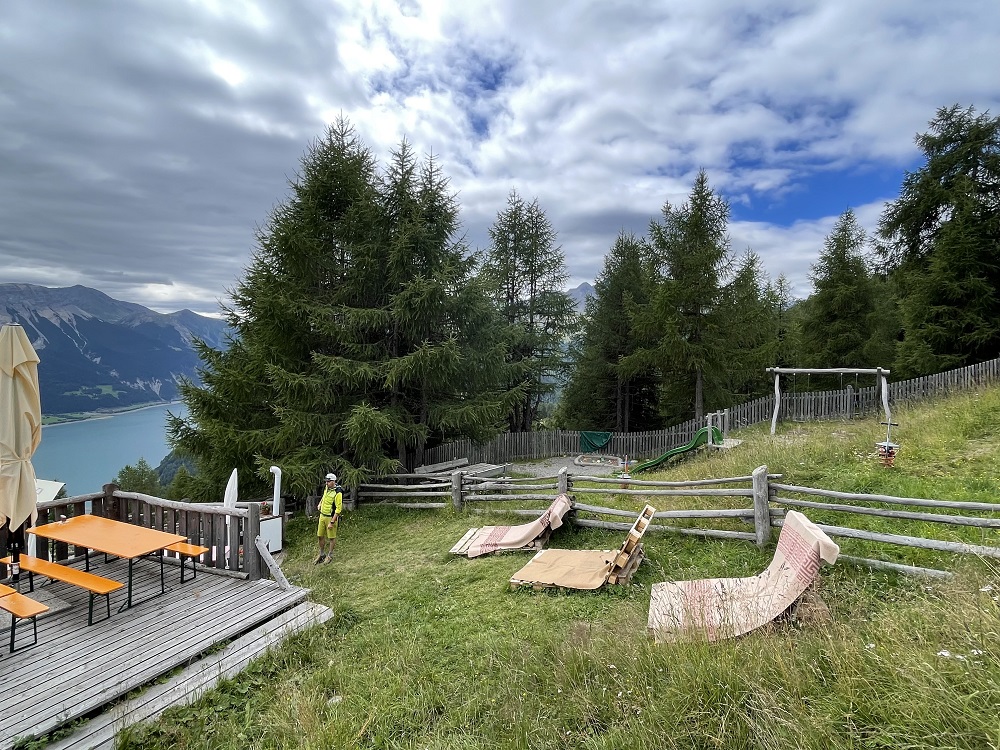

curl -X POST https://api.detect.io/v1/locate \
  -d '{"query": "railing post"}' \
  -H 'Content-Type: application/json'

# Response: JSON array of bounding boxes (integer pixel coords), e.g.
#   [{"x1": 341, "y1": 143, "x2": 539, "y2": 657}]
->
[
  {"x1": 451, "y1": 471, "x2": 464, "y2": 511},
  {"x1": 246, "y1": 503, "x2": 261, "y2": 580},
  {"x1": 558, "y1": 466, "x2": 568, "y2": 495},
  {"x1": 752, "y1": 465, "x2": 771, "y2": 549},
  {"x1": 345, "y1": 486, "x2": 358, "y2": 512},
  {"x1": 102, "y1": 483, "x2": 121, "y2": 521}
]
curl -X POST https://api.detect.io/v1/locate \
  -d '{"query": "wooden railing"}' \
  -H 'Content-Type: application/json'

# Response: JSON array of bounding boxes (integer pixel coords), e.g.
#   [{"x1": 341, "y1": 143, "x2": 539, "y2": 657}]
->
[
  {"x1": 359, "y1": 465, "x2": 1000, "y2": 577},
  {"x1": 25, "y1": 483, "x2": 266, "y2": 580},
  {"x1": 422, "y1": 356, "x2": 1000, "y2": 465}
]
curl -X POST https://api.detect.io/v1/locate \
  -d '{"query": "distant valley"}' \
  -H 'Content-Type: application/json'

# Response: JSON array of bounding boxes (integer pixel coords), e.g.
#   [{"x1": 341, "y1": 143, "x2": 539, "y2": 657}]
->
[{"x1": 0, "y1": 284, "x2": 230, "y2": 417}]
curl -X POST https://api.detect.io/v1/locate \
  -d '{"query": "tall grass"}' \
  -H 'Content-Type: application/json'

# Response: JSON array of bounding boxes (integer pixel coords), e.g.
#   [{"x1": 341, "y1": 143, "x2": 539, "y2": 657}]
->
[{"x1": 117, "y1": 387, "x2": 1000, "y2": 750}]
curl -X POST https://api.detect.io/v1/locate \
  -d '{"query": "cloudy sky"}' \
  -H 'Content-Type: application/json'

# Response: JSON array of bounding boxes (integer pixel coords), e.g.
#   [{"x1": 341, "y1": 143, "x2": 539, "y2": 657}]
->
[{"x1": 2, "y1": 0, "x2": 998, "y2": 316}]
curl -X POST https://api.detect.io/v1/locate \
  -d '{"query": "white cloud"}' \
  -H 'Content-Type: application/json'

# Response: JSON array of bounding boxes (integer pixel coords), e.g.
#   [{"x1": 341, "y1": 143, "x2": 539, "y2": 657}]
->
[{"x1": 0, "y1": 0, "x2": 997, "y2": 314}]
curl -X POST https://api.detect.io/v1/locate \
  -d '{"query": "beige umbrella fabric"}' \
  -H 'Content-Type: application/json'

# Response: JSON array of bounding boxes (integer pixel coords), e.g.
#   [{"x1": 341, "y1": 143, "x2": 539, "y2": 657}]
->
[{"x1": 0, "y1": 324, "x2": 42, "y2": 532}]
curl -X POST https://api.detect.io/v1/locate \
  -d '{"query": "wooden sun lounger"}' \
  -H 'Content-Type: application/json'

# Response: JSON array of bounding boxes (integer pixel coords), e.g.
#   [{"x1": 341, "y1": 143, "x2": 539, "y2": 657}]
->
[
  {"x1": 449, "y1": 526, "x2": 553, "y2": 556},
  {"x1": 2, "y1": 555, "x2": 123, "y2": 625},
  {"x1": 509, "y1": 504, "x2": 655, "y2": 590}
]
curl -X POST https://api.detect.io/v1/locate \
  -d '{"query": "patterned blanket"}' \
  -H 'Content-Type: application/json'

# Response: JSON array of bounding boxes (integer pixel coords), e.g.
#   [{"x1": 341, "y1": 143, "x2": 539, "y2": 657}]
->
[
  {"x1": 464, "y1": 493, "x2": 573, "y2": 558},
  {"x1": 647, "y1": 510, "x2": 839, "y2": 642}
]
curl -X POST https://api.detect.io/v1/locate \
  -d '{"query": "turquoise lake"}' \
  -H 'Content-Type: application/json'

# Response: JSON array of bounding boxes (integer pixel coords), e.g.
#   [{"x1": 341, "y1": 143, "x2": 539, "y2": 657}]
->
[{"x1": 32, "y1": 402, "x2": 187, "y2": 498}]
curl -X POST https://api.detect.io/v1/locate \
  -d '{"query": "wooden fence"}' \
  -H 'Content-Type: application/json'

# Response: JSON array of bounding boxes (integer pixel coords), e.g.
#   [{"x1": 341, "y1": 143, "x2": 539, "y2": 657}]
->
[
  {"x1": 359, "y1": 465, "x2": 1000, "y2": 577},
  {"x1": 423, "y1": 356, "x2": 1000, "y2": 466},
  {"x1": 10, "y1": 483, "x2": 268, "y2": 581}
]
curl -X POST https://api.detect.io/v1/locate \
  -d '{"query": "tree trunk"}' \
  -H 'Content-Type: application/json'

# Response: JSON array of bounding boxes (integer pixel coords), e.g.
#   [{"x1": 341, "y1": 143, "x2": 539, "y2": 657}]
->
[
  {"x1": 694, "y1": 365, "x2": 704, "y2": 421},
  {"x1": 615, "y1": 375, "x2": 624, "y2": 433}
]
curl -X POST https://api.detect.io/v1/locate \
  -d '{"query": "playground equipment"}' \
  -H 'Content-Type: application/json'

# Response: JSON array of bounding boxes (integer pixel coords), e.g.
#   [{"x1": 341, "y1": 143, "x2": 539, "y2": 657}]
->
[
  {"x1": 629, "y1": 425, "x2": 724, "y2": 474},
  {"x1": 766, "y1": 366, "x2": 898, "y2": 467},
  {"x1": 876, "y1": 420, "x2": 900, "y2": 467}
]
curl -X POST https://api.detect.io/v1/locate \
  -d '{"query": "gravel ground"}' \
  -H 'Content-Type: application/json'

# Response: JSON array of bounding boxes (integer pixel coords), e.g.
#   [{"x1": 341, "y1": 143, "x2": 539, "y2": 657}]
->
[{"x1": 505, "y1": 455, "x2": 622, "y2": 477}]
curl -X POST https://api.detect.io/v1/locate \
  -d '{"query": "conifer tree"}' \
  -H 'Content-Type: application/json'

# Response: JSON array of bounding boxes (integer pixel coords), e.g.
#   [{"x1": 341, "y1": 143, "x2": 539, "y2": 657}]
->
[
  {"x1": 480, "y1": 190, "x2": 577, "y2": 432},
  {"x1": 878, "y1": 105, "x2": 1000, "y2": 376},
  {"x1": 624, "y1": 170, "x2": 734, "y2": 423},
  {"x1": 801, "y1": 209, "x2": 878, "y2": 374},
  {"x1": 720, "y1": 250, "x2": 779, "y2": 402},
  {"x1": 169, "y1": 119, "x2": 512, "y2": 499},
  {"x1": 560, "y1": 232, "x2": 659, "y2": 431}
]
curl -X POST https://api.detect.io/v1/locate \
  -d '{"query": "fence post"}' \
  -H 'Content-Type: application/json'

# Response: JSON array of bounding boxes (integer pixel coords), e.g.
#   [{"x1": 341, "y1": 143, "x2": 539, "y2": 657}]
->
[
  {"x1": 451, "y1": 471, "x2": 464, "y2": 511},
  {"x1": 752, "y1": 465, "x2": 771, "y2": 549},
  {"x1": 723, "y1": 408, "x2": 730, "y2": 437},
  {"x1": 102, "y1": 482, "x2": 118, "y2": 520},
  {"x1": 345, "y1": 486, "x2": 358, "y2": 512},
  {"x1": 246, "y1": 503, "x2": 261, "y2": 581},
  {"x1": 558, "y1": 466, "x2": 568, "y2": 495}
]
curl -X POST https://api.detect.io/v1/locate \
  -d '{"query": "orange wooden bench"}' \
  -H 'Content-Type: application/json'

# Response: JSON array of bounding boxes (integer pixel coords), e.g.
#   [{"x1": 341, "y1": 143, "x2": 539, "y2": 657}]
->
[
  {"x1": 1, "y1": 556, "x2": 123, "y2": 625},
  {"x1": 163, "y1": 542, "x2": 210, "y2": 582},
  {"x1": 0, "y1": 583, "x2": 49, "y2": 652}
]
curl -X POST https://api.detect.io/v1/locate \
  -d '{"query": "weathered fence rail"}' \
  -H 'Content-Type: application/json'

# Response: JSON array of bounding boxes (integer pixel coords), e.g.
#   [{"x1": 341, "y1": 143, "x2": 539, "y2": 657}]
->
[
  {"x1": 359, "y1": 464, "x2": 1000, "y2": 576},
  {"x1": 423, "y1": 356, "x2": 1000, "y2": 467}
]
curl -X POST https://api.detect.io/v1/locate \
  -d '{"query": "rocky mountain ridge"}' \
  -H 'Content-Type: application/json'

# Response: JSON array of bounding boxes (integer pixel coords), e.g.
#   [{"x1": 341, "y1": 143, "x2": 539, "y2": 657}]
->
[{"x1": 0, "y1": 283, "x2": 230, "y2": 416}]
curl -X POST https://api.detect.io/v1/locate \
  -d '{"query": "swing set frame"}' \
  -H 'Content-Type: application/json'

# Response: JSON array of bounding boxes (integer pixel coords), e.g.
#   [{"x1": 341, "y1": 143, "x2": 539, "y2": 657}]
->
[{"x1": 765, "y1": 367, "x2": 891, "y2": 436}]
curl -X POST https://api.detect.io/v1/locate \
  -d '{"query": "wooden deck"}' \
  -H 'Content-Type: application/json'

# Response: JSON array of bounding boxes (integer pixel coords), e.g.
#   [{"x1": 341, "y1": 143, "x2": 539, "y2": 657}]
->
[{"x1": 0, "y1": 556, "x2": 321, "y2": 750}]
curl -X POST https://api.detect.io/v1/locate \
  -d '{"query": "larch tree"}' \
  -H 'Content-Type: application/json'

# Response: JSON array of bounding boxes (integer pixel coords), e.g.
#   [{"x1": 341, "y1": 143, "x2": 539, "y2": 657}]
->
[
  {"x1": 480, "y1": 190, "x2": 577, "y2": 432},
  {"x1": 169, "y1": 119, "x2": 513, "y2": 500},
  {"x1": 877, "y1": 104, "x2": 1000, "y2": 376}
]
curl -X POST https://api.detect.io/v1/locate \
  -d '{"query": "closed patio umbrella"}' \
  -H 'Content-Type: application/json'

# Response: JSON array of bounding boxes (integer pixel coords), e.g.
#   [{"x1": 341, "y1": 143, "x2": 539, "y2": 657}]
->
[{"x1": 0, "y1": 324, "x2": 42, "y2": 583}]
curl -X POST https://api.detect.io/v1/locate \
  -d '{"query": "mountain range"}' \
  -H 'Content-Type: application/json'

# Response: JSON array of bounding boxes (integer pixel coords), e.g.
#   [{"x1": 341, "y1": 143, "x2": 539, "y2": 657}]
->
[
  {"x1": 0, "y1": 284, "x2": 230, "y2": 417},
  {"x1": 567, "y1": 282, "x2": 594, "y2": 313}
]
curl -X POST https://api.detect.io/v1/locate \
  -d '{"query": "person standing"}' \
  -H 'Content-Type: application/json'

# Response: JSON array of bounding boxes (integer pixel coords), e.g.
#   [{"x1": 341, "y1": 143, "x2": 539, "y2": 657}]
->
[{"x1": 315, "y1": 473, "x2": 343, "y2": 564}]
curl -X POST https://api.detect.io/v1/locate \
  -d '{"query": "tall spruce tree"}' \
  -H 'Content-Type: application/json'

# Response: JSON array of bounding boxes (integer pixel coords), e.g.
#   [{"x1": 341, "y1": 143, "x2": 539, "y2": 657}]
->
[
  {"x1": 877, "y1": 104, "x2": 1000, "y2": 376},
  {"x1": 720, "y1": 250, "x2": 778, "y2": 402},
  {"x1": 560, "y1": 232, "x2": 659, "y2": 431},
  {"x1": 169, "y1": 119, "x2": 512, "y2": 500},
  {"x1": 801, "y1": 209, "x2": 879, "y2": 373},
  {"x1": 480, "y1": 190, "x2": 577, "y2": 432},
  {"x1": 624, "y1": 170, "x2": 734, "y2": 423}
]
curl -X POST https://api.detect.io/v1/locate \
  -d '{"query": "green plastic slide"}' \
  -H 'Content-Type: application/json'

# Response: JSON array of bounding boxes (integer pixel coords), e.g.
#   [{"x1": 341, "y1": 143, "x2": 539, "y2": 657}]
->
[{"x1": 629, "y1": 426, "x2": 724, "y2": 474}]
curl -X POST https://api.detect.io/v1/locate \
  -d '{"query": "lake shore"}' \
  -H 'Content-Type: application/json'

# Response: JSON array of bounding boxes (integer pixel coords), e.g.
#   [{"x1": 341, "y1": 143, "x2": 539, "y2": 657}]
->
[{"x1": 42, "y1": 400, "x2": 184, "y2": 427}]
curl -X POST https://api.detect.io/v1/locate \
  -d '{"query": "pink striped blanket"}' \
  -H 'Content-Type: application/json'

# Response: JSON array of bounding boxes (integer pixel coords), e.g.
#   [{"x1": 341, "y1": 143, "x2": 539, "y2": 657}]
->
[
  {"x1": 464, "y1": 494, "x2": 573, "y2": 558},
  {"x1": 647, "y1": 510, "x2": 839, "y2": 642}
]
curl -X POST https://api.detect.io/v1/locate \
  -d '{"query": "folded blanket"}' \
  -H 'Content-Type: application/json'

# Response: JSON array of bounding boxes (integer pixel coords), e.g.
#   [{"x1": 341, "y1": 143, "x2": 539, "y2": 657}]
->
[
  {"x1": 464, "y1": 493, "x2": 573, "y2": 558},
  {"x1": 648, "y1": 510, "x2": 839, "y2": 642}
]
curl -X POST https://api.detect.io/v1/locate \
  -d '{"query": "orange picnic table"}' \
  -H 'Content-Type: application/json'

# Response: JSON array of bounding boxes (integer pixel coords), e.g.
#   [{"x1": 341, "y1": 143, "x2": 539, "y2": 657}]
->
[{"x1": 28, "y1": 515, "x2": 187, "y2": 610}]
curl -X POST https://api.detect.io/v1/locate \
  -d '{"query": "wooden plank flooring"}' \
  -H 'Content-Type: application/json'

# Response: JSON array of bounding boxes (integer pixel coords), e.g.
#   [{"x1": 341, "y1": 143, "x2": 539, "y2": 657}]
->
[
  {"x1": 0, "y1": 557, "x2": 311, "y2": 750},
  {"x1": 47, "y1": 601, "x2": 333, "y2": 750}
]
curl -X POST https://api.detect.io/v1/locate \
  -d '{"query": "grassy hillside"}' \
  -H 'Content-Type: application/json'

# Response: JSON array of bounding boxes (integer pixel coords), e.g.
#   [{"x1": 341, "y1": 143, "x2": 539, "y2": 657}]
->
[{"x1": 119, "y1": 387, "x2": 1000, "y2": 749}]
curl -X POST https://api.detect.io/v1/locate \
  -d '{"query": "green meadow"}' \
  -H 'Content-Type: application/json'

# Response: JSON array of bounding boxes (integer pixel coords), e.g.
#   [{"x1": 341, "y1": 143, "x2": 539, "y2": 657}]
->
[{"x1": 118, "y1": 386, "x2": 1000, "y2": 750}]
